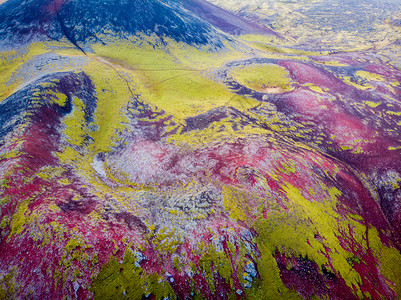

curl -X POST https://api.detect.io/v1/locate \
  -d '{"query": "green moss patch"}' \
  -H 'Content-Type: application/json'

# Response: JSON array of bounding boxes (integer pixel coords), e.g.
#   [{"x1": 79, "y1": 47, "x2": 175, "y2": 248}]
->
[
  {"x1": 91, "y1": 248, "x2": 175, "y2": 299},
  {"x1": 229, "y1": 64, "x2": 293, "y2": 93}
]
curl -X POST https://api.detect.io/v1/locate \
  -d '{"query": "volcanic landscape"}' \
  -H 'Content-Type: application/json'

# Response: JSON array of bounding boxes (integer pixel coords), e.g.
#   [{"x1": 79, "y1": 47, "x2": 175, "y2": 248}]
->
[{"x1": 1, "y1": 0, "x2": 401, "y2": 298}]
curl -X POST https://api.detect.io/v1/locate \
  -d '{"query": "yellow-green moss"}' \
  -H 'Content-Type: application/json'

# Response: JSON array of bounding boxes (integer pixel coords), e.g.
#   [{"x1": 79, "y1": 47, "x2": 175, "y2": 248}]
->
[
  {"x1": 364, "y1": 101, "x2": 381, "y2": 108},
  {"x1": 368, "y1": 227, "x2": 401, "y2": 296},
  {"x1": 0, "y1": 269, "x2": 17, "y2": 299},
  {"x1": 0, "y1": 216, "x2": 10, "y2": 229},
  {"x1": 61, "y1": 96, "x2": 88, "y2": 147},
  {"x1": 10, "y1": 200, "x2": 30, "y2": 236},
  {"x1": 281, "y1": 184, "x2": 363, "y2": 289},
  {"x1": 356, "y1": 70, "x2": 385, "y2": 82},
  {"x1": 0, "y1": 178, "x2": 11, "y2": 189},
  {"x1": 222, "y1": 185, "x2": 248, "y2": 222},
  {"x1": 245, "y1": 237, "x2": 303, "y2": 300},
  {"x1": 152, "y1": 227, "x2": 182, "y2": 255},
  {"x1": 36, "y1": 166, "x2": 66, "y2": 180},
  {"x1": 386, "y1": 111, "x2": 401, "y2": 116},
  {"x1": 242, "y1": 38, "x2": 328, "y2": 57},
  {"x1": 221, "y1": 175, "x2": 386, "y2": 298},
  {"x1": 84, "y1": 60, "x2": 132, "y2": 153},
  {"x1": 90, "y1": 41, "x2": 258, "y2": 119},
  {"x1": 342, "y1": 76, "x2": 373, "y2": 90},
  {"x1": 49, "y1": 91, "x2": 69, "y2": 107},
  {"x1": 195, "y1": 241, "x2": 235, "y2": 294},
  {"x1": 309, "y1": 85, "x2": 326, "y2": 93},
  {"x1": 0, "y1": 43, "x2": 49, "y2": 101},
  {"x1": 91, "y1": 248, "x2": 175, "y2": 299},
  {"x1": 229, "y1": 64, "x2": 293, "y2": 93}
]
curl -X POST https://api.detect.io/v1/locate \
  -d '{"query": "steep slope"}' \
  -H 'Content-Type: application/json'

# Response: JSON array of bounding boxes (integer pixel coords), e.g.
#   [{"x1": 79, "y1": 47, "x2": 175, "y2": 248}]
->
[
  {"x1": 0, "y1": 0, "x2": 280, "y2": 50},
  {"x1": 208, "y1": 0, "x2": 401, "y2": 52},
  {"x1": 181, "y1": 0, "x2": 280, "y2": 37},
  {"x1": 0, "y1": 0, "x2": 211, "y2": 49},
  {"x1": 1, "y1": 0, "x2": 401, "y2": 299}
]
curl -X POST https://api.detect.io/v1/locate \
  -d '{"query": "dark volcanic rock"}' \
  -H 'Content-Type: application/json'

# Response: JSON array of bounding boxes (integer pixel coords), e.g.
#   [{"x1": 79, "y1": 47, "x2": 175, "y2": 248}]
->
[{"x1": 0, "y1": 0, "x2": 223, "y2": 47}]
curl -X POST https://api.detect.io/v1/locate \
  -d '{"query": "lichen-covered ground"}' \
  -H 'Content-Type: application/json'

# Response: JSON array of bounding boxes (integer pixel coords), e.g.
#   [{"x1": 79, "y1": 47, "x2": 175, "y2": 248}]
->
[{"x1": 1, "y1": 0, "x2": 401, "y2": 299}]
